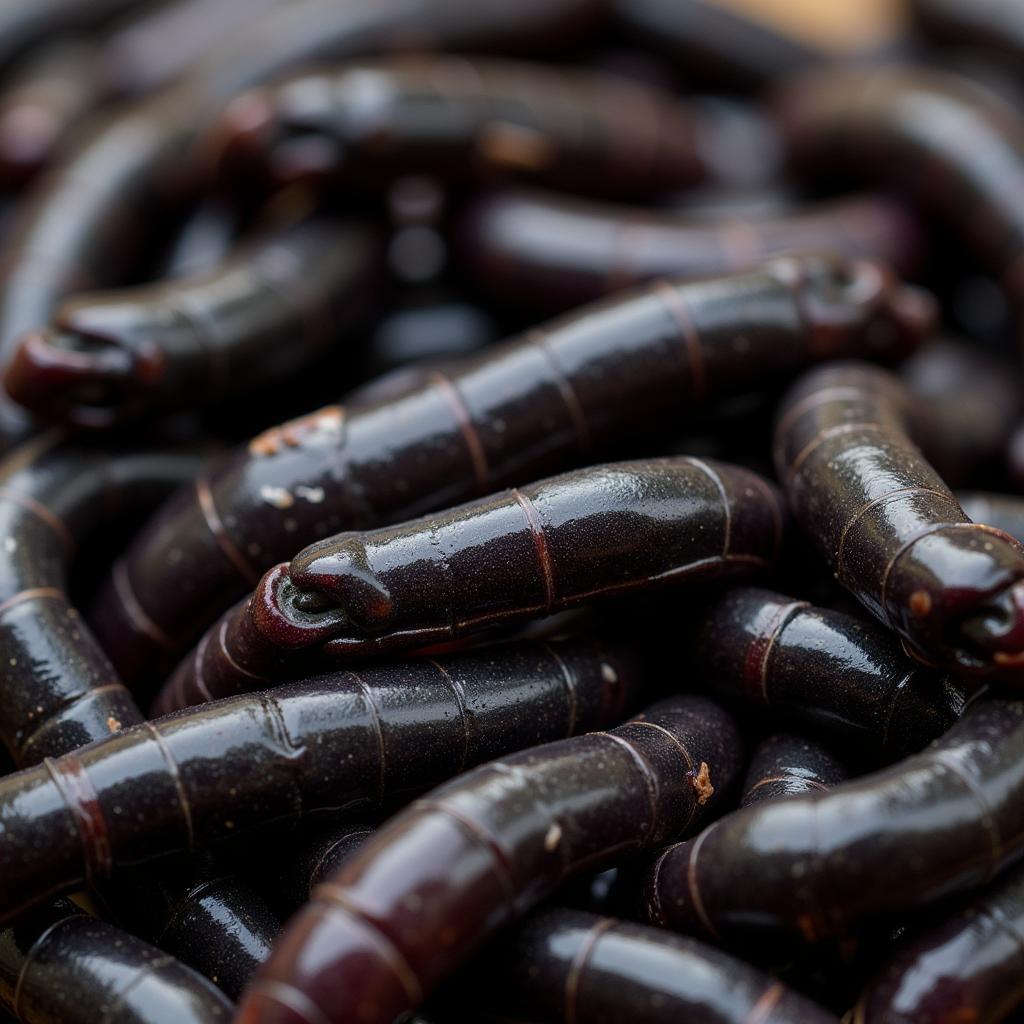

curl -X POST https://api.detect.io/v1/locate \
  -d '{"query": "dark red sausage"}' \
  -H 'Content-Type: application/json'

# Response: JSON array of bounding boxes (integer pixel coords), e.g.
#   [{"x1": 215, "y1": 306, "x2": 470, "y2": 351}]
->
[
  {"x1": 92, "y1": 254, "x2": 933, "y2": 688},
  {"x1": 740, "y1": 733, "x2": 848, "y2": 807},
  {"x1": 774, "y1": 362, "x2": 1024, "y2": 680},
  {"x1": 236, "y1": 695, "x2": 743, "y2": 1024},
  {"x1": 158, "y1": 457, "x2": 784, "y2": 708}
]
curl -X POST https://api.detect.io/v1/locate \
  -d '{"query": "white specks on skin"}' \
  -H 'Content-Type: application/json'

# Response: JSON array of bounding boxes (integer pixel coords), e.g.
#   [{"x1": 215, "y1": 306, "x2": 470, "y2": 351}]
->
[
  {"x1": 259, "y1": 485, "x2": 295, "y2": 509},
  {"x1": 600, "y1": 662, "x2": 618, "y2": 684}
]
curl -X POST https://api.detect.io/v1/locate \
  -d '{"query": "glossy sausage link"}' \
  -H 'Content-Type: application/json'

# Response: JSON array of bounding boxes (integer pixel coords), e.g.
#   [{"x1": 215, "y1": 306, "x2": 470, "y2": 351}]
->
[
  {"x1": 160, "y1": 457, "x2": 784, "y2": 708},
  {"x1": 6, "y1": 217, "x2": 384, "y2": 428},
  {"x1": 0, "y1": 897, "x2": 234, "y2": 1023},
  {"x1": 0, "y1": 636, "x2": 637, "y2": 923},
  {"x1": 237, "y1": 695, "x2": 742, "y2": 1024},
  {"x1": 690, "y1": 587, "x2": 975, "y2": 759},
  {"x1": 643, "y1": 697, "x2": 1024, "y2": 944},
  {"x1": 774, "y1": 361, "x2": 1024, "y2": 680},
  {"x1": 457, "y1": 188, "x2": 923, "y2": 314},
  {"x1": 94, "y1": 253, "x2": 932, "y2": 690}
]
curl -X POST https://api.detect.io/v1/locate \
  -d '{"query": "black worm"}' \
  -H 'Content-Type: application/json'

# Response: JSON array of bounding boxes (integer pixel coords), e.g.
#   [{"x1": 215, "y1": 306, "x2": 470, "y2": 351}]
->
[
  {"x1": 774, "y1": 361, "x2": 1024, "y2": 680},
  {"x1": 0, "y1": 897, "x2": 233, "y2": 1023},
  {"x1": 690, "y1": 587, "x2": 975, "y2": 760},
  {"x1": 643, "y1": 696, "x2": 1024, "y2": 944},
  {"x1": 236, "y1": 695, "x2": 742, "y2": 1024},
  {"x1": 774, "y1": 65, "x2": 1024, "y2": 344},
  {"x1": 0, "y1": 436, "x2": 281, "y2": 997},
  {"x1": 92, "y1": 254, "x2": 932, "y2": 687},
  {"x1": 456, "y1": 188, "x2": 923, "y2": 314},
  {"x1": 854, "y1": 860, "x2": 1024, "y2": 1024},
  {"x1": 740, "y1": 733, "x2": 848, "y2": 807},
  {"x1": 159, "y1": 457, "x2": 785, "y2": 708},
  {"x1": 0, "y1": 636, "x2": 637, "y2": 923},
  {"x1": 103, "y1": 855, "x2": 280, "y2": 1002},
  {"x1": 459, "y1": 908, "x2": 838, "y2": 1024},
  {"x1": 6, "y1": 217, "x2": 384, "y2": 428},
  {"x1": 0, "y1": 436, "x2": 200, "y2": 764},
  {"x1": 212, "y1": 56, "x2": 714, "y2": 200},
  {"x1": 0, "y1": 0, "x2": 604, "y2": 451}
]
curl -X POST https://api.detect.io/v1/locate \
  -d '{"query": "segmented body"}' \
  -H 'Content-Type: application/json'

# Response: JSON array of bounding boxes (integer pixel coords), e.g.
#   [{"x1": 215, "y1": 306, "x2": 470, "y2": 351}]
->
[
  {"x1": 644, "y1": 697, "x2": 1024, "y2": 944},
  {"x1": 236, "y1": 696, "x2": 742, "y2": 1024},
  {"x1": 774, "y1": 361, "x2": 1024, "y2": 678},
  {"x1": 854, "y1": 861, "x2": 1024, "y2": 1024},
  {"x1": 0, "y1": 898, "x2": 234, "y2": 1023},
  {"x1": 213, "y1": 57, "x2": 712, "y2": 200},
  {"x1": 161, "y1": 457, "x2": 784, "y2": 706},
  {"x1": 740, "y1": 734, "x2": 848, "y2": 806},
  {"x1": 691, "y1": 587, "x2": 974, "y2": 759},
  {"x1": 464, "y1": 908, "x2": 839, "y2": 1024},
  {"x1": 457, "y1": 189, "x2": 922, "y2": 313},
  {"x1": 0, "y1": 636, "x2": 637, "y2": 922},
  {"x1": 6, "y1": 218, "x2": 384, "y2": 428},
  {"x1": 0, "y1": 0, "x2": 604, "y2": 450},
  {"x1": 92, "y1": 254, "x2": 931, "y2": 686}
]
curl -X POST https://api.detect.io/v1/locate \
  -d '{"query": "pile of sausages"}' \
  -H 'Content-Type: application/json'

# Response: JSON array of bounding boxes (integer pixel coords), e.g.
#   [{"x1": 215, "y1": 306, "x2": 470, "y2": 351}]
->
[{"x1": 2, "y1": 1, "x2": 1024, "y2": 1022}]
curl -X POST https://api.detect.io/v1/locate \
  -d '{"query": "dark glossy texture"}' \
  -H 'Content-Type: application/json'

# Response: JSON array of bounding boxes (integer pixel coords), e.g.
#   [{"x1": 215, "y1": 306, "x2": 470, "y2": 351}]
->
[
  {"x1": 107, "y1": 855, "x2": 280, "y2": 1001},
  {"x1": 775, "y1": 65, "x2": 1024, "y2": 344},
  {"x1": 0, "y1": 436, "x2": 200, "y2": 766},
  {"x1": 691, "y1": 587, "x2": 974, "y2": 759},
  {"x1": 270, "y1": 824, "x2": 375, "y2": 916},
  {"x1": 237, "y1": 695, "x2": 742, "y2": 1024},
  {"x1": 94, "y1": 253, "x2": 932, "y2": 686},
  {"x1": 901, "y1": 338, "x2": 1022, "y2": 487},
  {"x1": 457, "y1": 188, "x2": 923, "y2": 313},
  {"x1": 6, "y1": 218, "x2": 384, "y2": 428},
  {"x1": 0, "y1": 897, "x2": 233, "y2": 1023},
  {"x1": 0, "y1": 636, "x2": 637, "y2": 922},
  {"x1": 854, "y1": 861, "x2": 1024, "y2": 1024},
  {"x1": 644, "y1": 697, "x2": 1024, "y2": 944},
  {"x1": 774, "y1": 361, "x2": 1024, "y2": 680},
  {"x1": 163, "y1": 457, "x2": 784, "y2": 704},
  {"x1": 740, "y1": 733, "x2": 848, "y2": 807},
  {"x1": 463, "y1": 908, "x2": 838, "y2": 1024},
  {"x1": 0, "y1": 40, "x2": 105, "y2": 187},
  {"x1": 214, "y1": 56, "x2": 710, "y2": 200},
  {"x1": 0, "y1": 0, "x2": 604, "y2": 451},
  {"x1": 609, "y1": 0, "x2": 823, "y2": 87},
  {"x1": 960, "y1": 492, "x2": 1024, "y2": 546}
]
